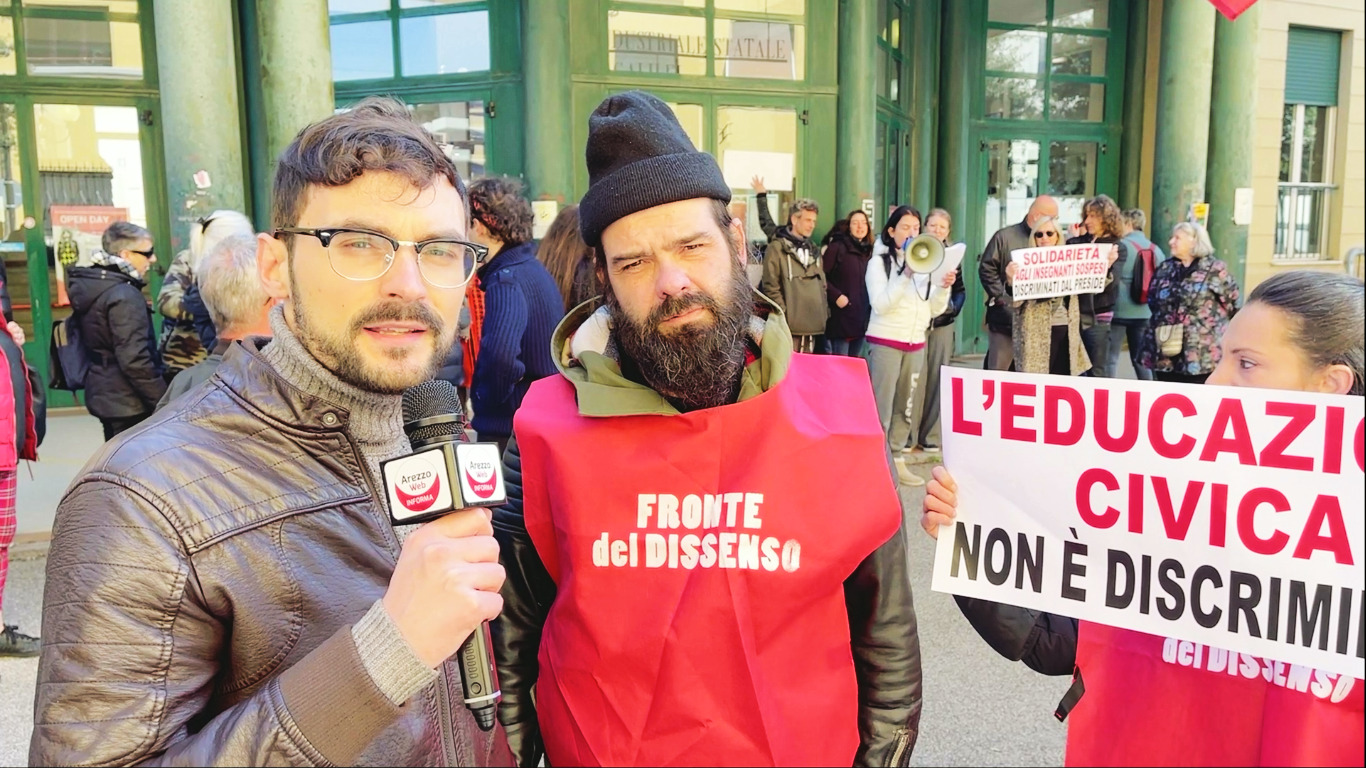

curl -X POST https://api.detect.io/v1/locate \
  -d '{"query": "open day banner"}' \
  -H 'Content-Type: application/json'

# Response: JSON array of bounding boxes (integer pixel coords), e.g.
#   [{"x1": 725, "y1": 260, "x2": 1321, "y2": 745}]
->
[{"x1": 931, "y1": 369, "x2": 1364, "y2": 681}]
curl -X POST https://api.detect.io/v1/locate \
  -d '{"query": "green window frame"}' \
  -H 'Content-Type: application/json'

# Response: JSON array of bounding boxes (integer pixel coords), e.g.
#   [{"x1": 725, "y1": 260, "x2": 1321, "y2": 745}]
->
[
  {"x1": 327, "y1": 0, "x2": 512, "y2": 87},
  {"x1": 876, "y1": 0, "x2": 911, "y2": 110},
  {"x1": 0, "y1": 0, "x2": 168, "y2": 406},
  {"x1": 602, "y1": 0, "x2": 809, "y2": 83},
  {"x1": 983, "y1": 0, "x2": 1117, "y2": 125},
  {"x1": 0, "y1": 0, "x2": 158, "y2": 88}
]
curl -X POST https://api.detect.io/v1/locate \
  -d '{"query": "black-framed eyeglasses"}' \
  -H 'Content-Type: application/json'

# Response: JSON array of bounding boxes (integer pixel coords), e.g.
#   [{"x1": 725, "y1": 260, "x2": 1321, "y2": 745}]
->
[
  {"x1": 274, "y1": 227, "x2": 487, "y2": 289},
  {"x1": 129, "y1": 248, "x2": 155, "y2": 257}
]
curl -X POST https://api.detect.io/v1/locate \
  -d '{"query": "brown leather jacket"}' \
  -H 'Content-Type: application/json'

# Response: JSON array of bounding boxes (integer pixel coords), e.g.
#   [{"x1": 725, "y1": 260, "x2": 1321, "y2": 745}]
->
[{"x1": 30, "y1": 340, "x2": 513, "y2": 767}]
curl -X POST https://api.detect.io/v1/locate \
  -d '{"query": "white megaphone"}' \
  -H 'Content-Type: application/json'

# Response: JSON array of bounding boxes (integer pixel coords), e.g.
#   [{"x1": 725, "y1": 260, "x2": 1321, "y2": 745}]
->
[{"x1": 903, "y1": 234, "x2": 945, "y2": 274}]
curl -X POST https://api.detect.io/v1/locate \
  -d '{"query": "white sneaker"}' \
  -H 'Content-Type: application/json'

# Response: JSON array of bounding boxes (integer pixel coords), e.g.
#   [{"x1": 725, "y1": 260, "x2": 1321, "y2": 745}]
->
[{"x1": 893, "y1": 457, "x2": 926, "y2": 487}]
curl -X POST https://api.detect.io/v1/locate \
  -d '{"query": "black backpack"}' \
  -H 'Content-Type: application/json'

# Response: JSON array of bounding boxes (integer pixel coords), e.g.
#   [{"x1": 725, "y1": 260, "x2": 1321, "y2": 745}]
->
[{"x1": 49, "y1": 312, "x2": 90, "y2": 391}]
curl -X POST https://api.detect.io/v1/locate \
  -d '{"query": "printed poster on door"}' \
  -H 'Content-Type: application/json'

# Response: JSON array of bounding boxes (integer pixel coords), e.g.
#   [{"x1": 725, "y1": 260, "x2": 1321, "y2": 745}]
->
[{"x1": 50, "y1": 205, "x2": 128, "y2": 307}]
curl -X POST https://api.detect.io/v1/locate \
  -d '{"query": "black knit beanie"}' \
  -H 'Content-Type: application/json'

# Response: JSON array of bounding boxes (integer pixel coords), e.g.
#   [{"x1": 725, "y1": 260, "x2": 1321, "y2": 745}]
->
[{"x1": 579, "y1": 90, "x2": 732, "y2": 248}]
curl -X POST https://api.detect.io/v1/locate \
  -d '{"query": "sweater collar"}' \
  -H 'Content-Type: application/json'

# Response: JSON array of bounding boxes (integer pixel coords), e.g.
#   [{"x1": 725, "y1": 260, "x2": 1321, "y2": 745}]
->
[
  {"x1": 479, "y1": 240, "x2": 537, "y2": 275},
  {"x1": 259, "y1": 304, "x2": 406, "y2": 452}
]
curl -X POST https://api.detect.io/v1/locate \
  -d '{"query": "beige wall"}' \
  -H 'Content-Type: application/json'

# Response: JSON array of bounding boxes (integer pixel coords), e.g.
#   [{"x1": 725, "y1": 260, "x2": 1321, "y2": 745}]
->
[{"x1": 1247, "y1": 0, "x2": 1365, "y2": 288}]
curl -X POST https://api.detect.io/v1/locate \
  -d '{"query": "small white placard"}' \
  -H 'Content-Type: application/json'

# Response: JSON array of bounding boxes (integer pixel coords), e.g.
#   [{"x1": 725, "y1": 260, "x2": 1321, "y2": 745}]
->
[
  {"x1": 1233, "y1": 188, "x2": 1254, "y2": 227},
  {"x1": 532, "y1": 200, "x2": 559, "y2": 240},
  {"x1": 383, "y1": 447, "x2": 455, "y2": 523},
  {"x1": 455, "y1": 443, "x2": 508, "y2": 506}
]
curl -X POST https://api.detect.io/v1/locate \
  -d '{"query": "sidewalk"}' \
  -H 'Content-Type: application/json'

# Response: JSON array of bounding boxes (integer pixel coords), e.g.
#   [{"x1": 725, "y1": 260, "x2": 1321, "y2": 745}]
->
[{"x1": 13, "y1": 408, "x2": 104, "y2": 553}]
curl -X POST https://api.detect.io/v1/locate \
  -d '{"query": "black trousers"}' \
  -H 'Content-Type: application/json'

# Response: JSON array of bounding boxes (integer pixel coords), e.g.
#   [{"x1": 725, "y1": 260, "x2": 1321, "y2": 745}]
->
[{"x1": 101, "y1": 412, "x2": 151, "y2": 441}]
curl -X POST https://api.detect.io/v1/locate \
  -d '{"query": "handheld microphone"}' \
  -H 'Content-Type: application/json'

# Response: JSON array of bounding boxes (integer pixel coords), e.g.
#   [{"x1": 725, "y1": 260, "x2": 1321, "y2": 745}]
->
[{"x1": 381, "y1": 379, "x2": 505, "y2": 731}]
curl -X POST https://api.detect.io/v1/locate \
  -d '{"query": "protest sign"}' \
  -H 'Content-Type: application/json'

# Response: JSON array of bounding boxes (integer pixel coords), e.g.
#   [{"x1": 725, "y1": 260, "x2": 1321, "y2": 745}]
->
[
  {"x1": 932, "y1": 368, "x2": 1365, "y2": 679},
  {"x1": 1009, "y1": 243, "x2": 1114, "y2": 300}
]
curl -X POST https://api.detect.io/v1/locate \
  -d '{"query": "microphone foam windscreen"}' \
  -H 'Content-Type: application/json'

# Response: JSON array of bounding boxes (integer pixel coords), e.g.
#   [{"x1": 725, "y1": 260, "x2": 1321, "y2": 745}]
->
[
  {"x1": 402, "y1": 380, "x2": 467, "y2": 444},
  {"x1": 403, "y1": 379, "x2": 462, "y2": 423}
]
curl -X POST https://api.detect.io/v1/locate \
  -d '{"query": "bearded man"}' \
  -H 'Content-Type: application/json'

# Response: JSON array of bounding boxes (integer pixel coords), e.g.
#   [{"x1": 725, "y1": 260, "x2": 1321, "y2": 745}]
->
[{"x1": 491, "y1": 90, "x2": 922, "y2": 767}]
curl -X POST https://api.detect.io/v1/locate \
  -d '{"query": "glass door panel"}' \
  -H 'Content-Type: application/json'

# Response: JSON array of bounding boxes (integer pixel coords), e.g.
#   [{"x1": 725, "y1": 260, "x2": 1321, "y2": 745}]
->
[
  {"x1": 1047, "y1": 140, "x2": 1098, "y2": 229},
  {"x1": 33, "y1": 103, "x2": 148, "y2": 322},
  {"x1": 983, "y1": 138, "x2": 1040, "y2": 238},
  {"x1": 664, "y1": 101, "x2": 705, "y2": 155},
  {"x1": 716, "y1": 104, "x2": 797, "y2": 256},
  {"x1": 1, "y1": 102, "x2": 29, "y2": 337},
  {"x1": 410, "y1": 100, "x2": 486, "y2": 181}
]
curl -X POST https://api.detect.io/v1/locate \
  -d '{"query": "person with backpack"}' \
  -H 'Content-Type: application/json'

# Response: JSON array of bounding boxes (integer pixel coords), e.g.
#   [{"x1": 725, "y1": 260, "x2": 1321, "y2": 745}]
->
[
  {"x1": 65, "y1": 221, "x2": 167, "y2": 440},
  {"x1": 1107, "y1": 208, "x2": 1166, "y2": 379}
]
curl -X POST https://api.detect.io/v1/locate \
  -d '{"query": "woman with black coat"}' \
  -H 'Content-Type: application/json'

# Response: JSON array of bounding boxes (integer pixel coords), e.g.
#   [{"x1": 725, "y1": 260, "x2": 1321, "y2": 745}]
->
[
  {"x1": 1066, "y1": 195, "x2": 1125, "y2": 377},
  {"x1": 820, "y1": 210, "x2": 874, "y2": 357}
]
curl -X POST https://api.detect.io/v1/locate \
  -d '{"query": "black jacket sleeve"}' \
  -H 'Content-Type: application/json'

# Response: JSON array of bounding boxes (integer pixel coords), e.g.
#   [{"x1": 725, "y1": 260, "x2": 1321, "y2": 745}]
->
[
  {"x1": 978, "y1": 231, "x2": 1012, "y2": 307},
  {"x1": 0, "y1": 257, "x2": 12, "y2": 323},
  {"x1": 491, "y1": 433, "x2": 555, "y2": 768},
  {"x1": 108, "y1": 286, "x2": 168, "y2": 409},
  {"x1": 845, "y1": 524, "x2": 923, "y2": 767},
  {"x1": 952, "y1": 596, "x2": 1078, "y2": 676},
  {"x1": 933, "y1": 267, "x2": 967, "y2": 327},
  {"x1": 755, "y1": 192, "x2": 779, "y2": 241}
]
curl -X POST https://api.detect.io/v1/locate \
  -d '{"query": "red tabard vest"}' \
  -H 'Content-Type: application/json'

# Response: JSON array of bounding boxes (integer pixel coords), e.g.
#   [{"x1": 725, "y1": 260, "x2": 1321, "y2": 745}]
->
[
  {"x1": 514, "y1": 353, "x2": 902, "y2": 766},
  {"x1": 1069, "y1": 622, "x2": 1364, "y2": 766}
]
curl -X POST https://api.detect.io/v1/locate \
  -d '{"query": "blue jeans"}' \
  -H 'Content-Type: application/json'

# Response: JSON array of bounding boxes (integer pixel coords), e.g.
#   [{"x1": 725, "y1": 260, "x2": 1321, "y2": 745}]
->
[
  {"x1": 826, "y1": 336, "x2": 866, "y2": 358},
  {"x1": 1080, "y1": 317, "x2": 1110, "y2": 378},
  {"x1": 1107, "y1": 317, "x2": 1152, "y2": 380}
]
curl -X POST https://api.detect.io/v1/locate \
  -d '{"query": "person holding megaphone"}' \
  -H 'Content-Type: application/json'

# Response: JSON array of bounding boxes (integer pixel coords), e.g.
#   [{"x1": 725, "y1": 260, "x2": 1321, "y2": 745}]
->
[{"x1": 865, "y1": 205, "x2": 956, "y2": 487}]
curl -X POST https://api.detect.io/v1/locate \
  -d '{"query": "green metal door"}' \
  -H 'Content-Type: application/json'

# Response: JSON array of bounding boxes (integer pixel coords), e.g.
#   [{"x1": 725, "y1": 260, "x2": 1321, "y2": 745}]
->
[{"x1": 956, "y1": 0, "x2": 1128, "y2": 355}]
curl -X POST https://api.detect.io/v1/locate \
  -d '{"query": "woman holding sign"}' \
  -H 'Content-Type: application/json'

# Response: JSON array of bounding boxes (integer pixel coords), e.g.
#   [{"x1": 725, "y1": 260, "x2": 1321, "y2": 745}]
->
[
  {"x1": 1005, "y1": 216, "x2": 1092, "y2": 376},
  {"x1": 1139, "y1": 222, "x2": 1241, "y2": 384},
  {"x1": 920, "y1": 269, "x2": 1365, "y2": 766}
]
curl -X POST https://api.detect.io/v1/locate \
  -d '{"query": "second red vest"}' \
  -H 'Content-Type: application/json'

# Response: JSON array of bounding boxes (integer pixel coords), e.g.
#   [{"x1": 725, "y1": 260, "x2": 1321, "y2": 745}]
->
[{"x1": 1069, "y1": 622, "x2": 1364, "y2": 766}]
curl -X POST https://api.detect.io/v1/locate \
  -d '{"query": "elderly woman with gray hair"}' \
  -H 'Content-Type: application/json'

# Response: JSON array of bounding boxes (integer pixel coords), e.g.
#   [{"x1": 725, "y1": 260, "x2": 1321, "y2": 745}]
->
[{"x1": 1138, "y1": 222, "x2": 1240, "y2": 384}]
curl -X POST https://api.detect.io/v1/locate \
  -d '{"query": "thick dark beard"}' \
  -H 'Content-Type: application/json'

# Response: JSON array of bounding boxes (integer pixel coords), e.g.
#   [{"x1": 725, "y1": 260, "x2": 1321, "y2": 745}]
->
[
  {"x1": 607, "y1": 259, "x2": 754, "y2": 412},
  {"x1": 289, "y1": 263, "x2": 451, "y2": 394}
]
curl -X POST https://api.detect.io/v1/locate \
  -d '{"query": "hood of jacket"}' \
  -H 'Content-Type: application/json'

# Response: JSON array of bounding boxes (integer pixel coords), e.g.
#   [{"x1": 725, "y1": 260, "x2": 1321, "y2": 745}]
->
[
  {"x1": 66, "y1": 265, "x2": 144, "y2": 315},
  {"x1": 548, "y1": 290, "x2": 793, "y2": 417},
  {"x1": 774, "y1": 224, "x2": 815, "y2": 251}
]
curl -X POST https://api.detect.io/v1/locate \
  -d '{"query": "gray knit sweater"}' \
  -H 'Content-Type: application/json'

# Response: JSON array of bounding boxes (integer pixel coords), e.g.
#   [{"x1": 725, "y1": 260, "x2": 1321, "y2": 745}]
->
[{"x1": 261, "y1": 305, "x2": 438, "y2": 705}]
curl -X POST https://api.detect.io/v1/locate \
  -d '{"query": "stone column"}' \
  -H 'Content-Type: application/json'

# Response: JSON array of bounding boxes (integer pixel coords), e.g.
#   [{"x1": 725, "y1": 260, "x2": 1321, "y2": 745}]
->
[
  {"x1": 1206, "y1": 5, "x2": 1261, "y2": 284},
  {"x1": 836, "y1": 0, "x2": 877, "y2": 215},
  {"x1": 1151, "y1": 0, "x2": 1216, "y2": 243},
  {"x1": 256, "y1": 0, "x2": 334, "y2": 170},
  {"x1": 153, "y1": 0, "x2": 246, "y2": 251}
]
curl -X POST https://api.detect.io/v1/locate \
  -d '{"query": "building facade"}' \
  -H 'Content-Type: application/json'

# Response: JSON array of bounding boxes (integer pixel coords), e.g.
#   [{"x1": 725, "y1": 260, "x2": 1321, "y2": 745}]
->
[{"x1": 1, "y1": 0, "x2": 1362, "y2": 403}]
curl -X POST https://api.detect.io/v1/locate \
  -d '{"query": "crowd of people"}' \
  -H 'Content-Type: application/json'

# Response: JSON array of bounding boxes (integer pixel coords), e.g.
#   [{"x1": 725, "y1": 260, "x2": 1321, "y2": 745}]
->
[{"x1": 0, "y1": 84, "x2": 1358, "y2": 767}]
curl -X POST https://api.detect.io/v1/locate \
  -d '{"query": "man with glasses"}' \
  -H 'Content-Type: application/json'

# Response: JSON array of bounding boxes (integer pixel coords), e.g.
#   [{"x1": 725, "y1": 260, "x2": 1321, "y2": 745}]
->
[
  {"x1": 65, "y1": 219, "x2": 167, "y2": 439},
  {"x1": 978, "y1": 195, "x2": 1059, "y2": 371},
  {"x1": 465, "y1": 177, "x2": 564, "y2": 453},
  {"x1": 33, "y1": 98, "x2": 511, "y2": 766}
]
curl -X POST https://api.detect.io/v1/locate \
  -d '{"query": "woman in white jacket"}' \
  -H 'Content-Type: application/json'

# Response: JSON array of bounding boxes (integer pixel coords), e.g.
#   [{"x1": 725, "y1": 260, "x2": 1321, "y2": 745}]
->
[{"x1": 865, "y1": 205, "x2": 956, "y2": 486}]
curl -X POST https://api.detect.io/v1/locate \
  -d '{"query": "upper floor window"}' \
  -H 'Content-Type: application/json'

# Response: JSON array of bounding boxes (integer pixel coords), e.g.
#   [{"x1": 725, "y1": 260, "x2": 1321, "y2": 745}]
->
[
  {"x1": 328, "y1": 0, "x2": 490, "y2": 82},
  {"x1": 1276, "y1": 26, "x2": 1342, "y2": 261},
  {"x1": 607, "y1": 0, "x2": 806, "y2": 81},
  {"x1": 7, "y1": 0, "x2": 144, "y2": 79},
  {"x1": 877, "y1": 0, "x2": 910, "y2": 107},
  {"x1": 984, "y1": 0, "x2": 1110, "y2": 122}
]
